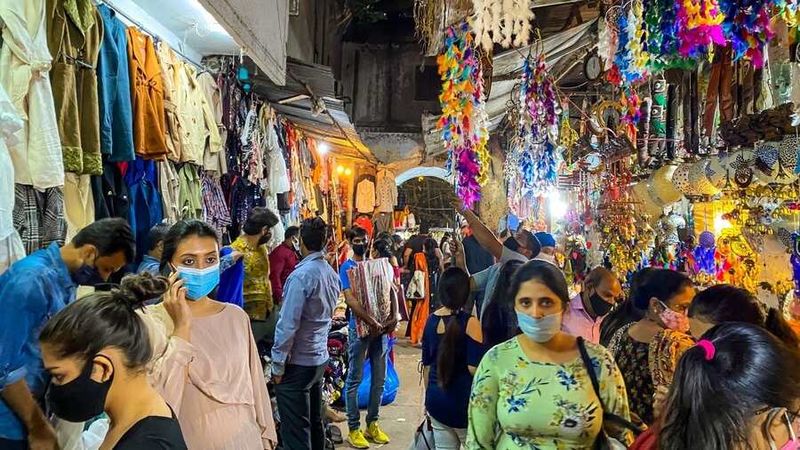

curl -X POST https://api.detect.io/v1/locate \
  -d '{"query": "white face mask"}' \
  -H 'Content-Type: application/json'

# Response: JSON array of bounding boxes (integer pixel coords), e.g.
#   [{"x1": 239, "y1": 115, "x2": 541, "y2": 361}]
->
[{"x1": 515, "y1": 311, "x2": 563, "y2": 343}]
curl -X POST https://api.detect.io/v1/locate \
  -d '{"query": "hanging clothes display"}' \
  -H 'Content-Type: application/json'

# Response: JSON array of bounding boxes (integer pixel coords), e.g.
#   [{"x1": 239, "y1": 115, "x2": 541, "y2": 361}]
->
[
  {"x1": 199, "y1": 71, "x2": 227, "y2": 174},
  {"x1": 355, "y1": 178, "x2": 376, "y2": 214},
  {"x1": 0, "y1": 84, "x2": 26, "y2": 274},
  {"x1": 200, "y1": 170, "x2": 232, "y2": 239},
  {"x1": 92, "y1": 160, "x2": 130, "y2": 222},
  {"x1": 375, "y1": 167, "x2": 398, "y2": 213},
  {"x1": 96, "y1": 4, "x2": 134, "y2": 163},
  {"x1": 125, "y1": 158, "x2": 163, "y2": 259},
  {"x1": 158, "y1": 160, "x2": 180, "y2": 224},
  {"x1": 0, "y1": 0, "x2": 64, "y2": 190},
  {"x1": 127, "y1": 26, "x2": 168, "y2": 158},
  {"x1": 177, "y1": 64, "x2": 220, "y2": 164},
  {"x1": 63, "y1": 173, "x2": 95, "y2": 242},
  {"x1": 178, "y1": 163, "x2": 203, "y2": 219},
  {"x1": 156, "y1": 42, "x2": 185, "y2": 162},
  {"x1": 46, "y1": 0, "x2": 103, "y2": 175},
  {"x1": 13, "y1": 185, "x2": 66, "y2": 254}
]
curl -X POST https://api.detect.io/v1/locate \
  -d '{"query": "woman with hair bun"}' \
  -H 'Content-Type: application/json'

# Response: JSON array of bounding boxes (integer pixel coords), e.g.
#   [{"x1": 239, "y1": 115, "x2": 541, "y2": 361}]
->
[{"x1": 39, "y1": 273, "x2": 186, "y2": 449}]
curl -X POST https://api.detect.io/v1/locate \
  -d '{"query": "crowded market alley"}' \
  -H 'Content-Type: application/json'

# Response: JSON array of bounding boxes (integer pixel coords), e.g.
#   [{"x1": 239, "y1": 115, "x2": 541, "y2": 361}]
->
[{"x1": 3, "y1": 0, "x2": 800, "y2": 449}]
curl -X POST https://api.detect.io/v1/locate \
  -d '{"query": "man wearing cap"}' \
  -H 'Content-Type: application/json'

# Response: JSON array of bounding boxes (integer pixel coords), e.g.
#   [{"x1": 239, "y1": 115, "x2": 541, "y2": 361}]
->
[
  {"x1": 562, "y1": 267, "x2": 623, "y2": 343},
  {"x1": 534, "y1": 231, "x2": 558, "y2": 265}
]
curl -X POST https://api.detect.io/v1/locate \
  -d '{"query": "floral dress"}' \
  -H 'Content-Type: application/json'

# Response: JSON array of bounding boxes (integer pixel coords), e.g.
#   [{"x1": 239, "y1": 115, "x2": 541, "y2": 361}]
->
[
  {"x1": 609, "y1": 324, "x2": 695, "y2": 426},
  {"x1": 467, "y1": 337, "x2": 632, "y2": 449}
]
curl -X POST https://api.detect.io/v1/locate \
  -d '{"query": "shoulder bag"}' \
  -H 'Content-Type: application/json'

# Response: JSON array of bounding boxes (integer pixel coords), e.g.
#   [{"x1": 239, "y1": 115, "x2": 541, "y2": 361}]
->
[{"x1": 577, "y1": 337, "x2": 643, "y2": 450}]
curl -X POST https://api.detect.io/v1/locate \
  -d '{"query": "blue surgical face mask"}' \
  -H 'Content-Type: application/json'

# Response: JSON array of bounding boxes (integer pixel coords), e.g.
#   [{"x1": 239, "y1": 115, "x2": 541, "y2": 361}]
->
[
  {"x1": 177, "y1": 264, "x2": 220, "y2": 300},
  {"x1": 515, "y1": 311, "x2": 563, "y2": 343}
]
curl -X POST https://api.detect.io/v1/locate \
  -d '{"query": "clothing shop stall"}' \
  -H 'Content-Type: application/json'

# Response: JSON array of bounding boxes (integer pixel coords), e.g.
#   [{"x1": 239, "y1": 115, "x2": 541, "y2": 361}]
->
[{"x1": 0, "y1": 0, "x2": 358, "y2": 276}]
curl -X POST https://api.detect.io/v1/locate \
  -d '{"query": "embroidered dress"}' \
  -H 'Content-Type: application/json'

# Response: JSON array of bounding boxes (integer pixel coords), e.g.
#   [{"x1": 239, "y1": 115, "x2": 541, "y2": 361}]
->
[{"x1": 467, "y1": 337, "x2": 632, "y2": 449}]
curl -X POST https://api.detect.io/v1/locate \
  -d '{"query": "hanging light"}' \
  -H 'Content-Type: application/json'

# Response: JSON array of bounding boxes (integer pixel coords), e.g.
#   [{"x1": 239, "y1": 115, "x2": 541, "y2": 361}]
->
[
  {"x1": 344, "y1": 167, "x2": 353, "y2": 176},
  {"x1": 336, "y1": 165, "x2": 345, "y2": 175},
  {"x1": 318, "y1": 142, "x2": 329, "y2": 155}
]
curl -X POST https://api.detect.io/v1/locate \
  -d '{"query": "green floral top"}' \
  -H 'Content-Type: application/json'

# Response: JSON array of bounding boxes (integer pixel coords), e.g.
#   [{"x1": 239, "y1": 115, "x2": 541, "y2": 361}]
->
[{"x1": 466, "y1": 337, "x2": 632, "y2": 450}]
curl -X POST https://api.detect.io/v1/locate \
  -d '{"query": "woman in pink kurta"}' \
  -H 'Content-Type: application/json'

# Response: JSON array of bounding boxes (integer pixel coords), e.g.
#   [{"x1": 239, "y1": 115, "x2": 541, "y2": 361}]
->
[{"x1": 139, "y1": 220, "x2": 277, "y2": 449}]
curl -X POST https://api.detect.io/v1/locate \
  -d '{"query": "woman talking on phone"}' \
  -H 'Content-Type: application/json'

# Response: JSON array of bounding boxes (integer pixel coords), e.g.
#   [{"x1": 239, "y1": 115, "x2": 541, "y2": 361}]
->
[{"x1": 139, "y1": 220, "x2": 277, "y2": 449}]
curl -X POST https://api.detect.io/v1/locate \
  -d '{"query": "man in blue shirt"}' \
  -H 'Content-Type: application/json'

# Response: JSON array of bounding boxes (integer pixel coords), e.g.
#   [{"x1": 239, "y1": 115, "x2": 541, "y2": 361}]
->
[
  {"x1": 137, "y1": 222, "x2": 171, "y2": 275},
  {"x1": 341, "y1": 226, "x2": 397, "y2": 449},
  {"x1": 0, "y1": 218, "x2": 135, "y2": 449},
  {"x1": 272, "y1": 217, "x2": 341, "y2": 450}
]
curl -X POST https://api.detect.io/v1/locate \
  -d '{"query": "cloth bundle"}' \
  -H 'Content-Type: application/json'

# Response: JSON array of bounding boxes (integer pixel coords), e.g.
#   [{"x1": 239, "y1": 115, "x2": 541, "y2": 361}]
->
[{"x1": 347, "y1": 259, "x2": 395, "y2": 338}]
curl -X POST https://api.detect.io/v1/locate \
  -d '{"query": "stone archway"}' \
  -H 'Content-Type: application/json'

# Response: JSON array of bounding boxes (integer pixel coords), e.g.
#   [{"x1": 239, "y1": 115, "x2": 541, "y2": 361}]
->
[{"x1": 394, "y1": 166, "x2": 452, "y2": 186}]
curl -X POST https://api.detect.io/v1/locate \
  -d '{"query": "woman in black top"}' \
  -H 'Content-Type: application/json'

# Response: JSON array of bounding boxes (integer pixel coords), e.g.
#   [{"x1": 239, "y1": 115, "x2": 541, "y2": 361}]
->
[{"x1": 40, "y1": 274, "x2": 187, "y2": 449}]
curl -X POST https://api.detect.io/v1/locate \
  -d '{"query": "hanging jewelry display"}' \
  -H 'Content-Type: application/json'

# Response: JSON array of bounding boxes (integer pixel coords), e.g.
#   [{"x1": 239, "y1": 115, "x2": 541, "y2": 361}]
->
[{"x1": 437, "y1": 22, "x2": 491, "y2": 208}]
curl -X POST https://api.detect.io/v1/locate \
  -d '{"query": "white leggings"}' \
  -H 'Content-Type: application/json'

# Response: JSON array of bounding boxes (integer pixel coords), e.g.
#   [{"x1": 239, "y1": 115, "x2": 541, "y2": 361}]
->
[{"x1": 430, "y1": 417, "x2": 467, "y2": 450}]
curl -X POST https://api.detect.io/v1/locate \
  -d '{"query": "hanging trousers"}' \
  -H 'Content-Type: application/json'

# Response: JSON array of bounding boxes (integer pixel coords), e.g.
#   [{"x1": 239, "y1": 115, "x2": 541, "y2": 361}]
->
[{"x1": 703, "y1": 45, "x2": 734, "y2": 137}]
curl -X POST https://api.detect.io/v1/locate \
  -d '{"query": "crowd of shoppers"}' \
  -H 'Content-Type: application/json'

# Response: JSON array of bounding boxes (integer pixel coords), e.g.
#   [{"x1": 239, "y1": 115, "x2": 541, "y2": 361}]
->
[{"x1": 1, "y1": 206, "x2": 800, "y2": 450}]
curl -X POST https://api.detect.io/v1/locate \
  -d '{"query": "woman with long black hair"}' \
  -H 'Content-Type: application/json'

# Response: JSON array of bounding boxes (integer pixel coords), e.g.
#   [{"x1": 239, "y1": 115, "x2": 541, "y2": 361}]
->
[
  {"x1": 607, "y1": 268, "x2": 695, "y2": 426},
  {"x1": 421, "y1": 268, "x2": 484, "y2": 449},
  {"x1": 659, "y1": 323, "x2": 800, "y2": 449}
]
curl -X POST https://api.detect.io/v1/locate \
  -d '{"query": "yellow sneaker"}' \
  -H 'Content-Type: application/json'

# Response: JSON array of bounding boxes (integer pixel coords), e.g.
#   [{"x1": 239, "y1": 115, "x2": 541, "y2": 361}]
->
[
  {"x1": 365, "y1": 422, "x2": 390, "y2": 444},
  {"x1": 347, "y1": 430, "x2": 370, "y2": 449}
]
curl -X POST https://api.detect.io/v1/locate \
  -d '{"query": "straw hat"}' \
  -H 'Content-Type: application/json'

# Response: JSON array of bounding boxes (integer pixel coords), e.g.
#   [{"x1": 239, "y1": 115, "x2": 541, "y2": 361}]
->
[{"x1": 648, "y1": 164, "x2": 683, "y2": 204}]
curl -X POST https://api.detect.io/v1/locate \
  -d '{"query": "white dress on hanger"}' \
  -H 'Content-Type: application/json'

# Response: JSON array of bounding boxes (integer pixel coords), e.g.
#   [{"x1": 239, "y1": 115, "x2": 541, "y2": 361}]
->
[
  {"x1": 0, "y1": 83, "x2": 26, "y2": 274},
  {"x1": 0, "y1": 0, "x2": 64, "y2": 189}
]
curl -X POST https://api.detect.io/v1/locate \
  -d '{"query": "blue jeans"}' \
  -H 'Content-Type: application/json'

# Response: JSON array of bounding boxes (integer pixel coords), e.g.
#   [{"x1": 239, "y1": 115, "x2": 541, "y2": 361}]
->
[{"x1": 345, "y1": 324, "x2": 389, "y2": 431}]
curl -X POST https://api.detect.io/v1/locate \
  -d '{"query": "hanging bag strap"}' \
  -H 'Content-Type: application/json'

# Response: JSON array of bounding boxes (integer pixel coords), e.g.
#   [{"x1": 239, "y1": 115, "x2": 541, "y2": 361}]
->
[{"x1": 576, "y1": 337, "x2": 643, "y2": 437}]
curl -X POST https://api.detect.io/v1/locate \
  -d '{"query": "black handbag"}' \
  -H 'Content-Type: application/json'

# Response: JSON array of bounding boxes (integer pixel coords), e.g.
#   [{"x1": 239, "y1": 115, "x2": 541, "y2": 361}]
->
[{"x1": 576, "y1": 337, "x2": 643, "y2": 450}]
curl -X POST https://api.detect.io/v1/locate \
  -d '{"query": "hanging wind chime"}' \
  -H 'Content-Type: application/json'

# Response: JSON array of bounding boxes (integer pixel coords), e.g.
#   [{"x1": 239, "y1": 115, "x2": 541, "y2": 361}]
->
[{"x1": 505, "y1": 54, "x2": 561, "y2": 218}]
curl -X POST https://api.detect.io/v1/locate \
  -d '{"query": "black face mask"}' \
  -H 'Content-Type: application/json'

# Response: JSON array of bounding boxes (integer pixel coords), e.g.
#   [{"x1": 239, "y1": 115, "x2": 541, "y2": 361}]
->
[
  {"x1": 589, "y1": 293, "x2": 614, "y2": 317},
  {"x1": 71, "y1": 265, "x2": 104, "y2": 287},
  {"x1": 503, "y1": 237, "x2": 520, "y2": 252},
  {"x1": 352, "y1": 244, "x2": 367, "y2": 257},
  {"x1": 47, "y1": 355, "x2": 113, "y2": 422}
]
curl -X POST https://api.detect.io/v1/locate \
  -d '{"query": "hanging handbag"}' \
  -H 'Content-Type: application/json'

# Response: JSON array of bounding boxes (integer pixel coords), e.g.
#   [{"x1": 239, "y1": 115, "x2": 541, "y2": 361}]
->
[
  {"x1": 577, "y1": 337, "x2": 643, "y2": 450},
  {"x1": 407, "y1": 415, "x2": 436, "y2": 450}
]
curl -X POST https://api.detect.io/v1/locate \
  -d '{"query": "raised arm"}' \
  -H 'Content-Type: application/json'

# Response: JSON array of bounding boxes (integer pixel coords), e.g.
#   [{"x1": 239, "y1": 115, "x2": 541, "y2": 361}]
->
[{"x1": 458, "y1": 206, "x2": 504, "y2": 260}]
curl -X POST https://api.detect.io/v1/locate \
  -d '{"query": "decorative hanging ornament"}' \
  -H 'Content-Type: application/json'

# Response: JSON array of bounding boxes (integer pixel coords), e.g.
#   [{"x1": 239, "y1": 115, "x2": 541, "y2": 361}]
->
[
  {"x1": 509, "y1": 54, "x2": 561, "y2": 202},
  {"x1": 469, "y1": 0, "x2": 534, "y2": 53},
  {"x1": 436, "y1": 22, "x2": 491, "y2": 208}
]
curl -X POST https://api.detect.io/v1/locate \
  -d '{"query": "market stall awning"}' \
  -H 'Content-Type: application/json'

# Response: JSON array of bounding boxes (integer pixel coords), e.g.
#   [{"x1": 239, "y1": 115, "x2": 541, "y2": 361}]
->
[
  {"x1": 199, "y1": 0, "x2": 289, "y2": 85},
  {"x1": 254, "y1": 59, "x2": 377, "y2": 163},
  {"x1": 422, "y1": 19, "x2": 597, "y2": 157}
]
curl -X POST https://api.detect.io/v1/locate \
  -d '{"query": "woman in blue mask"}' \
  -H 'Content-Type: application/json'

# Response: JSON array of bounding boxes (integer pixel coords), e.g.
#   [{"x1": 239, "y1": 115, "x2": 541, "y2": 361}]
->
[
  {"x1": 138, "y1": 220, "x2": 278, "y2": 450},
  {"x1": 467, "y1": 260, "x2": 633, "y2": 449}
]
